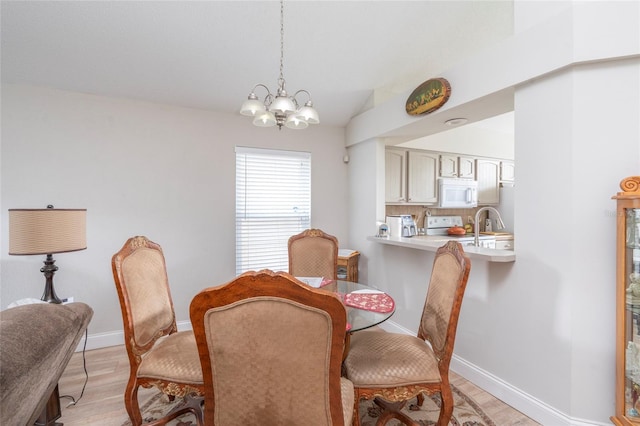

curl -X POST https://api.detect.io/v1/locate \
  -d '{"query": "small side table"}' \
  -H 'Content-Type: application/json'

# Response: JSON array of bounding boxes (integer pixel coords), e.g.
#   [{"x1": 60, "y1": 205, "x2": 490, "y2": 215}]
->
[{"x1": 338, "y1": 251, "x2": 360, "y2": 282}]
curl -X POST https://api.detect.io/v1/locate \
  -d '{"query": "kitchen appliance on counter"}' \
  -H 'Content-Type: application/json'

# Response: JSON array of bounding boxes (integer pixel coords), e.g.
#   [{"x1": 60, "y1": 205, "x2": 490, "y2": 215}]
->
[
  {"x1": 386, "y1": 215, "x2": 417, "y2": 237},
  {"x1": 425, "y1": 215, "x2": 496, "y2": 248},
  {"x1": 438, "y1": 178, "x2": 478, "y2": 208}
]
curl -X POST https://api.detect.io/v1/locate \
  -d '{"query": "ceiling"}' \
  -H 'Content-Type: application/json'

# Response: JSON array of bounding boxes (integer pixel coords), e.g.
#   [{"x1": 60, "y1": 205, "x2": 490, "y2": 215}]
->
[{"x1": 1, "y1": 1, "x2": 514, "y2": 129}]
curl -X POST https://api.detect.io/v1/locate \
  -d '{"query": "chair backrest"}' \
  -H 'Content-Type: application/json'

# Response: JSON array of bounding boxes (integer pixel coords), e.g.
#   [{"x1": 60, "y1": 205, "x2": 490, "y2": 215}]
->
[
  {"x1": 288, "y1": 228, "x2": 339, "y2": 279},
  {"x1": 190, "y1": 270, "x2": 348, "y2": 426},
  {"x1": 417, "y1": 241, "x2": 471, "y2": 372},
  {"x1": 111, "y1": 236, "x2": 177, "y2": 366}
]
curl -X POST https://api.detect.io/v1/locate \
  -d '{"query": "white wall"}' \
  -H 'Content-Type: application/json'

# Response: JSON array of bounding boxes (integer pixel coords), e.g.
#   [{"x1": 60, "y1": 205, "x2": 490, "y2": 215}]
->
[
  {"x1": 398, "y1": 112, "x2": 515, "y2": 160},
  {"x1": 0, "y1": 84, "x2": 349, "y2": 343},
  {"x1": 347, "y1": 2, "x2": 640, "y2": 425}
]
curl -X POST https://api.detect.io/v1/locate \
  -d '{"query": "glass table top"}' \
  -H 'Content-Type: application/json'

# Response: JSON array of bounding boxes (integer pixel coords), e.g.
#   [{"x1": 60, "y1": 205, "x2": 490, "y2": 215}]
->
[{"x1": 325, "y1": 280, "x2": 395, "y2": 332}]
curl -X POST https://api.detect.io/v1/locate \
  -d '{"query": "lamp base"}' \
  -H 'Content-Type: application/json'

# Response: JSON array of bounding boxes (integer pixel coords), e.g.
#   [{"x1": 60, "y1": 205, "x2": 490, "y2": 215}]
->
[{"x1": 41, "y1": 254, "x2": 63, "y2": 304}]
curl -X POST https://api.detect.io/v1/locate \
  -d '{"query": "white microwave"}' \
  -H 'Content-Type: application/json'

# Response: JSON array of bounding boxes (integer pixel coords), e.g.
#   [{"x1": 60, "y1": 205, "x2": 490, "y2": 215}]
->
[{"x1": 438, "y1": 178, "x2": 478, "y2": 208}]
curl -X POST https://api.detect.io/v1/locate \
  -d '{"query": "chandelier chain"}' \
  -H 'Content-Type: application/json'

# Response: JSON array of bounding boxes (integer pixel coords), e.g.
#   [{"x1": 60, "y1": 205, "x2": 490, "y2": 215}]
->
[{"x1": 279, "y1": 0, "x2": 284, "y2": 84}]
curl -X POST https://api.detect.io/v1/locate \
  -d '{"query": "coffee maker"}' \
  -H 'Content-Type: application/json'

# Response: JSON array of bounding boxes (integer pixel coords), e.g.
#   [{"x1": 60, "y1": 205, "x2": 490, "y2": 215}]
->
[{"x1": 386, "y1": 215, "x2": 417, "y2": 237}]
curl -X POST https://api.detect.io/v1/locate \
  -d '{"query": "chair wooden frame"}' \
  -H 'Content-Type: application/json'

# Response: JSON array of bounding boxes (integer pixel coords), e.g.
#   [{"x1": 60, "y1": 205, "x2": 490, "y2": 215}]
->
[
  {"x1": 112, "y1": 236, "x2": 204, "y2": 426},
  {"x1": 190, "y1": 269, "x2": 350, "y2": 425},
  {"x1": 288, "y1": 228, "x2": 339, "y2": 280},
  {"x1": 343, "y1": 241, "x2": 471, "y2": 426}
]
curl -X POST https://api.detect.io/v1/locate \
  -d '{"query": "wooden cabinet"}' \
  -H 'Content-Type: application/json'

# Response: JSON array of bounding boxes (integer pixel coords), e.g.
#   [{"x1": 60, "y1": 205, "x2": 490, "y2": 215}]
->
[
  {"x1": 385, "y1": 149, "x2": 407, "y2": 203},
  {"x1": 440, "y1": 154, "x2": 475, "y2": 179},
  {"x1": 476, "y1": 159, "x2": 500, "y2": 205},
  {"x1": 407, "y1": 151, "x2": 439, "y2": 204},
  {"x1": 612, "y1": 176, "x2": 640, "y2": 425},
  {"x1": 337, "y1": 251, "x2": 360, "y2": 282},
  {"x1": 500, "y1": 160, "x2": 515, "y2": 183},
  {"x1": 385, "y1": 148, "x2": 438, "y2": 205}
]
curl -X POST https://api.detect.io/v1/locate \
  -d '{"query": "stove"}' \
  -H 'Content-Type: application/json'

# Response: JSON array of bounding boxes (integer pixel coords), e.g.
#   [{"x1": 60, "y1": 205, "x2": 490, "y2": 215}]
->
[{"x1": 425, "y1": 215, "x2": 496, "y2": 248}]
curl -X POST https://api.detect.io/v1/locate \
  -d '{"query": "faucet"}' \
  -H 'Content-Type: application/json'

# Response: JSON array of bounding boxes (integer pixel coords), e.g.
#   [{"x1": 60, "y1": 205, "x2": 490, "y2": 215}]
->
[{"x1": 474, "y1": 206, "x2": 506, "y2": 247}]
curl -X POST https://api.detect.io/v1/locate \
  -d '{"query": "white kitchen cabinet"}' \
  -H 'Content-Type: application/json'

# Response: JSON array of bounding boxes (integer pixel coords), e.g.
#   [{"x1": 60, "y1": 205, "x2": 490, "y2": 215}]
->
[
  {"x1": 500, "y1": 160, "x2": 515, "y2": 182},
  {"x1": 439, "y1": 154, "x2": 475, "y2": 179},
  {"x1": 385, "y1": 149, "x2": 407, "y2": 203},
  {"x1": 439, "y1": 154, "x2": 458, "y2": 178},
  {"x1": 407, "y1": 151, "x2": 439, "y2": 203},
  {"x1": 385, "y1": 148, "x2": 438, "y2": 204},
  {"x1": 476, "y1": 158, "x2": 500, "y2": 205}
]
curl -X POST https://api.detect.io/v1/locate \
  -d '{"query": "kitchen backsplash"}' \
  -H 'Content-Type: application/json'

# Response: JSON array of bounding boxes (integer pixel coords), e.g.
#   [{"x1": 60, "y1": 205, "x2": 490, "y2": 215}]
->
[{"x1": 385, "y1": 205, "x2": 489, "y2": 230}]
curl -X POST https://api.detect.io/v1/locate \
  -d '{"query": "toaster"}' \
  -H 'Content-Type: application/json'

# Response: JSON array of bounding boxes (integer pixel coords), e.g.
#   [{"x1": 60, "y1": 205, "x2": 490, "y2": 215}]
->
[{"x1": 386, "y1": 215, "x2": 417, "y2": 237}]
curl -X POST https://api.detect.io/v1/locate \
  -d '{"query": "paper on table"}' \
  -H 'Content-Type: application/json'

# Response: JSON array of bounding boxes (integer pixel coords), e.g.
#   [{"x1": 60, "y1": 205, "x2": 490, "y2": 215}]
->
[
  {"x1": 295, "y1": 277, "x2": 323, "y2": 288},
  {"x1": 349, "y1": 289, "x2": 383, "y2": 294},
  {"x1": 338, "y1": 249, "x2": 357, "y2": 257}
]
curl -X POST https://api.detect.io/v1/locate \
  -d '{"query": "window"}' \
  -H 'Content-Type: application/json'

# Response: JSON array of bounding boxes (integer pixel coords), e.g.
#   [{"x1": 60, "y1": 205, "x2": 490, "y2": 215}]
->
[{"x1": 235, "y1": 147, "x2": 311, "y2": 275}]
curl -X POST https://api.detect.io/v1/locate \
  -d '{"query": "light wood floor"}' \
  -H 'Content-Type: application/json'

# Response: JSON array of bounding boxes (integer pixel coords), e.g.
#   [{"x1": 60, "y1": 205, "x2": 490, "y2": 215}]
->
[{"x1": 58, "y1": 345, "x2": 541, "y2": 425}]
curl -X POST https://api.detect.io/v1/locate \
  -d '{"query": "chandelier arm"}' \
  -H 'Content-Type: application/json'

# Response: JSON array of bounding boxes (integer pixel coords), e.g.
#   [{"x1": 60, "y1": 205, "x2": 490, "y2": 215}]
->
[
  {"x1": 251, "y1": 83, "x2": 273, "y2": 97},
  {"x1": 292, "y1": 89, "x2": 312, "y2": 103},
  {"x1": 249, "y1": 83, "x2": 274, "y2": 107}
]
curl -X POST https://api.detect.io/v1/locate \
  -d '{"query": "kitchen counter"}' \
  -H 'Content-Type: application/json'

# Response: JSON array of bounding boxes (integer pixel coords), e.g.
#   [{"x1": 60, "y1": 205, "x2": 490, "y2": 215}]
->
[{"x1": 367, "y1": 235, "x2": 516, "y2": 263}]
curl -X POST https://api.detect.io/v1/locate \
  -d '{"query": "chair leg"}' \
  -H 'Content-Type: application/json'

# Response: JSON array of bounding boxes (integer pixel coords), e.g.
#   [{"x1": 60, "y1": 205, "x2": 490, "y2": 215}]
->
[
  {"x1": 415, "y1": 393, "x2": 424, "y2": 407},
  {"x1": 352, "y1": 393, "x2": 361, "y2": 426},
  {"x1": 145, "y1": 394, "x2": 204, "y2": 426},
  {"x1": 175, "y1": 394, "x2": 203, "y2": 426},
  {"x1": 124, "y1": 380, "x2": 142, "y2": 426},
  {"x1": 437, "y1": 386, "x2": 454, "y2": 426},
  {"x1": 373, "y1": 398, "x2": 420, "y2": 426}
]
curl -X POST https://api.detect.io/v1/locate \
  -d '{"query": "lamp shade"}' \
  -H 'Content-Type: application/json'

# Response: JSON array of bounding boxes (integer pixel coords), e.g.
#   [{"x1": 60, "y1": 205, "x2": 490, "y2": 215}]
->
[
  {"x1": 240, "y1": 98, "x2": 266, "y2": 117},
  {"x1": 270, "y1": 95, "x2": 296, "y2": 115},
  {"x1": 9, "y1": 208, "x2": 87, "y2": 255},
  {"x1": 253, "y1": 111, "x2": 277, "y2": 127},
  {"x1": 285, "y1": 114, "x2": 309, "y2": 130},
  {"x1": 296, "y1": 103, "x2": 320, "y2": 124}
]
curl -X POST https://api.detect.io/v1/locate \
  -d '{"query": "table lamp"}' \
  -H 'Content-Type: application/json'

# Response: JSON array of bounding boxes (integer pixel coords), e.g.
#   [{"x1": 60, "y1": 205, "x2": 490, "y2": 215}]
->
[{"x1": 9, "y1": 205, "x2": 86, "y2": 304}]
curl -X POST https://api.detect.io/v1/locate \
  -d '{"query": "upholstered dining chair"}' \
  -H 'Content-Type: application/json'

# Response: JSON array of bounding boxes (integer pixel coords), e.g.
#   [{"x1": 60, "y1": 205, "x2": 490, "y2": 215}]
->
[
  {"x1": 288, "y1": 228, "x2": 339, "y2": 280},
  {"x1": 112, "y1": 236, "x2": 204, "y2": 426},
  {"x1": 189, "y1": 269, "x2": 354, "y2": 426},
  {"x1": 342, "y1": 240, "x2": 471, "y2": 426}
]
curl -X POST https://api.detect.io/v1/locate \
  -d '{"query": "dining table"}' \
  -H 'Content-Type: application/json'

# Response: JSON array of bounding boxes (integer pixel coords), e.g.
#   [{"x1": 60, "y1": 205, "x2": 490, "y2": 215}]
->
[{"x1": 297, "y1": 278, "x2": 396, "y2": 360}]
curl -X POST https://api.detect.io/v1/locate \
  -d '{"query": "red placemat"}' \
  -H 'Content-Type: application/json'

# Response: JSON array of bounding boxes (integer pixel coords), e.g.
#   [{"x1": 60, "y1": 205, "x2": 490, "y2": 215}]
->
[
  {"x1": 343, "y1": 291, "x2": 395, "y2": 313},
  {"x1": 320, "y1": 278, "x2": 334, "y2": 287}
]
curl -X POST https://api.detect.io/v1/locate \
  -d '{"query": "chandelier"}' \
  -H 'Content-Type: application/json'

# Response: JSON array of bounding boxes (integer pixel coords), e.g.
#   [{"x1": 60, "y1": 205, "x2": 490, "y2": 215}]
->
[{"x1": 240, "y1": 0, "x2": 319, "y2": 130}]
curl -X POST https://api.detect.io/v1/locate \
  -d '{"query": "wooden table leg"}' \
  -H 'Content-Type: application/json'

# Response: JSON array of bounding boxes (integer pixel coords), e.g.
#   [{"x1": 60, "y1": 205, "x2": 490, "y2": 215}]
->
[{"x1": 34, "y1": 384, "x2": 62, "y2": 426}]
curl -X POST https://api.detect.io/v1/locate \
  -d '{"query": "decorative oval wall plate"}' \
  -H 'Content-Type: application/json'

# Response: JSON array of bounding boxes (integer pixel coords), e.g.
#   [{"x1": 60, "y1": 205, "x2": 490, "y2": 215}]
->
[{"x1": 405, "y1": 78, "x2": 451, "y2": 116}]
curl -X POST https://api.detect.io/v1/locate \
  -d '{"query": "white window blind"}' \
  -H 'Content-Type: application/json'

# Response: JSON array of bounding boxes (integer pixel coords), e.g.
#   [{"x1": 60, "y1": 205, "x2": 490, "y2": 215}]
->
[{"x1": 235, "y1": 147, "x2": 311, "y2": 275}]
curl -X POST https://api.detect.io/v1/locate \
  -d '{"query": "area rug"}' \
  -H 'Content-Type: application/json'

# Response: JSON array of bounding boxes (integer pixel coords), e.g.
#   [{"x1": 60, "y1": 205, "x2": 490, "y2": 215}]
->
[{"x1": 121, "y1": 385, "x2": 495, "y2": 426}]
